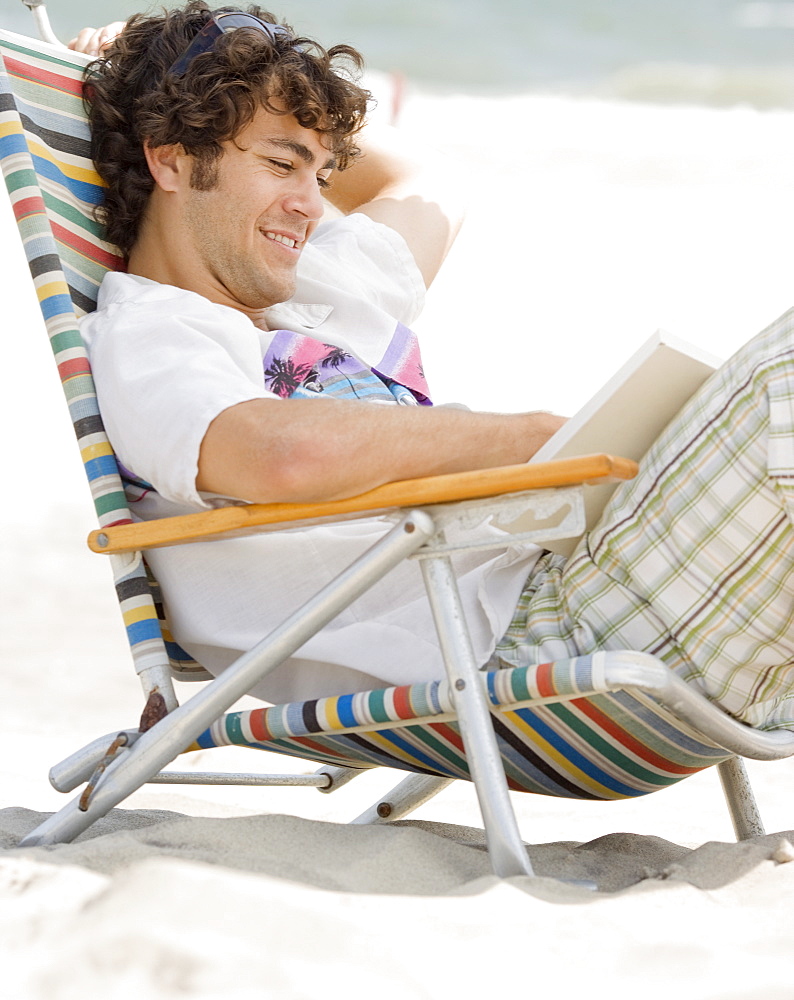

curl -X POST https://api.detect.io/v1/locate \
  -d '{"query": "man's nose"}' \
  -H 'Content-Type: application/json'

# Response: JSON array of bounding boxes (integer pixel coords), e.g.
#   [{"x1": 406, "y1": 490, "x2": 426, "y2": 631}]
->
[{"x1": 282, "y1": 174, "x2": 325, "y2": 221}]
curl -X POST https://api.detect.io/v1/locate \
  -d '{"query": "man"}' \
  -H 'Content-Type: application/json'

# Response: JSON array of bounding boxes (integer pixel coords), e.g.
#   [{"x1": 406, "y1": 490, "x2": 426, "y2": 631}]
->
[{"x1": 81, "y1": 3, "x2": 794, "y2": 733}]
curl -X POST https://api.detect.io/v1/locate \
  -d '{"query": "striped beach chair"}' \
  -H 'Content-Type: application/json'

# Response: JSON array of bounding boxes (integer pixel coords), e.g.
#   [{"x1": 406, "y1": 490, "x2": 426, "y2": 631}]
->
[{"x1": 3, "y1": 23, "x2": 794, "y2": 875}]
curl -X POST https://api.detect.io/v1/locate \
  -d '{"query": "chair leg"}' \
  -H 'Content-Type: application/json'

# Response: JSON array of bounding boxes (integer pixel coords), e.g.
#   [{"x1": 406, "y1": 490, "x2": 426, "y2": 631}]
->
[
  {"x1": 315, "y1": 765, "x2": 367, "y2": 794},
  {"x1": 717, "y1": 757, "x2": 765, "y2": 840},
  {"x1": 20, "y1": 512, "x2": 436, "y2": 847},
  {"x1": 420, "y1": 548, "x2": 534, "y2": 878},
  {"x1": 351, "y1": 774, "x2": 453, "y2": 824}
]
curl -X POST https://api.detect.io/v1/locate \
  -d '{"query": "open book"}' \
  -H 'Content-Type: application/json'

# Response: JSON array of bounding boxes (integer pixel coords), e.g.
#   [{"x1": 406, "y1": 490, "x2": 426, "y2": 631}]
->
[{"x1": 505, "y1": 331, "x2": 722, "y2": 557}]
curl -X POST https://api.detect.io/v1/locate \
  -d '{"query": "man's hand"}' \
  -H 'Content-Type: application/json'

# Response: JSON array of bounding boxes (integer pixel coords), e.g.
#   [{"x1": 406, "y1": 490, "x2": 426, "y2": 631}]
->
[
  {"x1": 196, "y1": 398, "x2": 567, "y2": 504},
  {"x1": 68, "y1": 22, "x2": 125, "y2": 56}
]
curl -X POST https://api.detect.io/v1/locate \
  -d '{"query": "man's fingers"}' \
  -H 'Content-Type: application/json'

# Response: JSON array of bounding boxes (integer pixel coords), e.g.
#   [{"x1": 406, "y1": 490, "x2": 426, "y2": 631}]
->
[
  {"x1": 67, "y1": 22, "x2": 125, "y2": 55},
  {"x1": 67, "y1": 27, "x2": 99, "y2": 53},
  {"x1": 96, "y1": 22, "x2": 126, "y2": 51}
]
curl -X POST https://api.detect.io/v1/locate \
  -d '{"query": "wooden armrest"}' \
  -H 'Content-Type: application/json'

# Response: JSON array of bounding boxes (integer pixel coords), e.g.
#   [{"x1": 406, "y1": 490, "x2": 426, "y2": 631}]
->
[{"x1": 88, "y1": 453, "x2": 637, "y2": 555}]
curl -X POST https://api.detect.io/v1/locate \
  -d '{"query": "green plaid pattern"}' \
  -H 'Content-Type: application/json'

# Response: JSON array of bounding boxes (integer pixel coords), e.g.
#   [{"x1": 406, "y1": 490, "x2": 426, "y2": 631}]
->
[{"x1": 497, "y1": 307, "x2": 794, "y2": 732}]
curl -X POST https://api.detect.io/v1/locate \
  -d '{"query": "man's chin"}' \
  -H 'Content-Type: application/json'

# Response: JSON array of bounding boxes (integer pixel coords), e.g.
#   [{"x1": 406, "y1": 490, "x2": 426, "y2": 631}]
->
[{"x1": 241, "y1": 277, "x2": 296, "y2": 311}]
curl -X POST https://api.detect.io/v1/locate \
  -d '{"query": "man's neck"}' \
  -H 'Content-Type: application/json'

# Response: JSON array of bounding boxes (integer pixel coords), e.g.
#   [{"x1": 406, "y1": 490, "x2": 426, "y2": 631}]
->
[{"x1": 126, "y1": 244, "x2": 271, "y2": 329}]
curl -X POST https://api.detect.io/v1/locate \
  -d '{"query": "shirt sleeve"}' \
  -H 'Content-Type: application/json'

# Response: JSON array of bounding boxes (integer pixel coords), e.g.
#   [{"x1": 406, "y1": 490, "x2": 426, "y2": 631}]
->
[{"x1": 83, "y1": 297, "x2": 276, "y2": 509}]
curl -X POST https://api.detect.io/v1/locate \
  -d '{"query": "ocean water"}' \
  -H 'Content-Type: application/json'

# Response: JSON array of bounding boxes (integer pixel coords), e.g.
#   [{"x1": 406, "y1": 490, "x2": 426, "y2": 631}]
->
[{"x1": 5, "y1": 0, "x2": 794, "y2": 105}]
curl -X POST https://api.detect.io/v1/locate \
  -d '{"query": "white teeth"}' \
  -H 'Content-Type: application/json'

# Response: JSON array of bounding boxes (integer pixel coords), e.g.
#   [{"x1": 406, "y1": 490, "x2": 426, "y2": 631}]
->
[{"x1": 264, "y1": 232, "x2": 299, "y2": 248}]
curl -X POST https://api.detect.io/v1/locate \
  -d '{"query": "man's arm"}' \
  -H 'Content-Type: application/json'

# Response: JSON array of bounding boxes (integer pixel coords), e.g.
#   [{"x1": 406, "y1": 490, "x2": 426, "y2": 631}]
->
[
  {"x1": 196, "y1": 398, "x2": 565, "y2": 503},
  {"x1": 323, "y1": 122, "x2": 466, "y2": 289}
]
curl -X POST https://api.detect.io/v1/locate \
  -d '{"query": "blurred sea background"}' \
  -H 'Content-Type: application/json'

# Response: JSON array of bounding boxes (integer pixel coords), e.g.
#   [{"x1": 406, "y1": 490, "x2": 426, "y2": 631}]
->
[
  {"x1": 4, "y1": 0, "x2": 794, "y2": 418},
  {"x1": 7, "y1": 0, "x2": 794, "y2": 106}
]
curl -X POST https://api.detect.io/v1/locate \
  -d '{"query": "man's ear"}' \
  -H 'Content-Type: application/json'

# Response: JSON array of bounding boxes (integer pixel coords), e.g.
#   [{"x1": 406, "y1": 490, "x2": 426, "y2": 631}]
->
[{"x1": 143, "y1": 140, "x2": 190, "y2": 193}]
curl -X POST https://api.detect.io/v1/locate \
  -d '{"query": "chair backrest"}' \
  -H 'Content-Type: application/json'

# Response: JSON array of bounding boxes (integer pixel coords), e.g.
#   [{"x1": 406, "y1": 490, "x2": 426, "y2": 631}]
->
[
  {"x1": 0, "y1": 32, "x2": 117, "y2": 308},
  {"x1": 0, "y1": 28, "x2": 206, "y2": 682}
]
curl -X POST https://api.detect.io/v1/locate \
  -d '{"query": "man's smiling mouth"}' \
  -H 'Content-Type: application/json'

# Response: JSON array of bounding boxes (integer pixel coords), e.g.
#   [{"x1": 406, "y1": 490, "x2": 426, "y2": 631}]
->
[{"x1": 263, "y1": 231, "x2": 302, "y2": 250}]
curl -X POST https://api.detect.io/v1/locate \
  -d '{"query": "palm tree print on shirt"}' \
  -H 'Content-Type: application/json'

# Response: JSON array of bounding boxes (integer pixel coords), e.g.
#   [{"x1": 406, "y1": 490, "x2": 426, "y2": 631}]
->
[
  {"x1": 264, "y1": 356, "x2": 319, "y2": 398},
  {"x1": 320, "y1": 344, "x2": 362, "y2": 397}
]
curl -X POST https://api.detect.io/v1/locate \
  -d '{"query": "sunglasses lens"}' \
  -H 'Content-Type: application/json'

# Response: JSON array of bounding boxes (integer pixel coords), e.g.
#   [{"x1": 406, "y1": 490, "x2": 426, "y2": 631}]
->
[{"x1": 168, "y1": 13, "x2": 294, "y2": 77}]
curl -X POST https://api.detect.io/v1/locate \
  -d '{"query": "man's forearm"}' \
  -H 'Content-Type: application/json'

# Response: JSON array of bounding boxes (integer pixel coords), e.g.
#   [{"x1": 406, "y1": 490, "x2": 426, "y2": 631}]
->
[{"x1": 197, "y1": 397, "x2": 566, "y2": 503}]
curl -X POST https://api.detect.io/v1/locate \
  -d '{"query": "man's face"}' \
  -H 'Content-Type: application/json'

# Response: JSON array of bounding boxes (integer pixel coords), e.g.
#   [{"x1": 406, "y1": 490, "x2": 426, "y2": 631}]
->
[{"x1": 181, "y1": 104, "x2": 335, "y2": 315}]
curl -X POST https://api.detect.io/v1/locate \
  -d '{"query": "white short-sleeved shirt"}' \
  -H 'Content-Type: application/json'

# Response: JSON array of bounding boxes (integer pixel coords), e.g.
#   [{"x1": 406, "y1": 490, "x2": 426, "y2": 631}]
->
[{"x1": 81, "y1": 213, "x2": 540, "y2": 703}]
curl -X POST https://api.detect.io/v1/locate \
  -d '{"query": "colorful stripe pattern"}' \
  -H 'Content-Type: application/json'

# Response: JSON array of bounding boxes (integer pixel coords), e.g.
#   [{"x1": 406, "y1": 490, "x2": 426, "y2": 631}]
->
[
  {"x1": 190, "y1": 654, "x2": 731, "y2": 799},
  {"x1": 0, "y1": 32, "x2": 196, "y2": 677}
]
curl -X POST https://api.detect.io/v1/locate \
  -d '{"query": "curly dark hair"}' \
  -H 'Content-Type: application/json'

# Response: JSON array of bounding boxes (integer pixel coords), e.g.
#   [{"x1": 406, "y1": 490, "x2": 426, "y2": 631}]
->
[{"x1": 85, "y1": 3, "x2": 371, "y2": 257}]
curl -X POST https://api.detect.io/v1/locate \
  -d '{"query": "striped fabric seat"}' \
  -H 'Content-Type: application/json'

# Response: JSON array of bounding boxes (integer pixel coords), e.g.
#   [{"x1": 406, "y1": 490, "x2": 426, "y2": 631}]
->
[
  {"x1": 0, "y1": 28, "x2": 207, "y2": 680},
  {"x1": 0, "y1": 29, "x2": 735, "y2": 806},
  {"x1": 192, "y1": 655, "x2": 732, "y2": 799}
]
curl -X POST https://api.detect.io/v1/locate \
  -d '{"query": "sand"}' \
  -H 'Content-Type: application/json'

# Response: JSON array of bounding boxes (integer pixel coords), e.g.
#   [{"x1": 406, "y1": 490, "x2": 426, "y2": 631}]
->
[{"x1": 2, "y1": 86, "x2": 794, "y2": 999}]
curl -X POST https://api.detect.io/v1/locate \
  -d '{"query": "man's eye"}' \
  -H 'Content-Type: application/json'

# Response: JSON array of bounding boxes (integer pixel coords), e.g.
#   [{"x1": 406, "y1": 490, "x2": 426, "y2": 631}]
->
[
  {"x1": 317, "y1": 175, "x2": 331, "y2": 190},
  {"x1": 268, "y1": 159, "x2": 292, "y2": 172}
]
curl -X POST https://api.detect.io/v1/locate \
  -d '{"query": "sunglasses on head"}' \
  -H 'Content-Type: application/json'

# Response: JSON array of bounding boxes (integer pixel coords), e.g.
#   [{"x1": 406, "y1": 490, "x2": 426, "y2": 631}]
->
[{"x1": 168, "y1": 10, "x2": 295, "y2": 77}]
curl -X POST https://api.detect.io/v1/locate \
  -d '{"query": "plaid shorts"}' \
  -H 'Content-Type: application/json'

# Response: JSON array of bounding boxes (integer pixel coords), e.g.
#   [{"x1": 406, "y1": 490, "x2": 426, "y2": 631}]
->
[{"x1": 497, "y1": 307, "x2": 794, "y2": 732}]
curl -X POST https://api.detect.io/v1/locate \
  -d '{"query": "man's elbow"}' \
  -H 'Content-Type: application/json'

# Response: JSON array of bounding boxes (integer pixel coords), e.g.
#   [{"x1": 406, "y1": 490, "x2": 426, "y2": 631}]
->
[
  {"x1": 211, "y1": 431, "x2": 348, "y2": 504},
  {"x1": 196, "y1": 398, "x2": 367, "y2": 504},
  {"x1": 257, "y1": 436, "x2": 341, "y2": 503}
]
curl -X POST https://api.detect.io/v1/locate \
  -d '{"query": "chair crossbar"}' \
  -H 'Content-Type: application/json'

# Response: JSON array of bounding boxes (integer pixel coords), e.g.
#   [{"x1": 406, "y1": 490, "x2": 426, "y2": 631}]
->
[{"x1": 146, "y1": 771, "x2": 334, "y2": 788}]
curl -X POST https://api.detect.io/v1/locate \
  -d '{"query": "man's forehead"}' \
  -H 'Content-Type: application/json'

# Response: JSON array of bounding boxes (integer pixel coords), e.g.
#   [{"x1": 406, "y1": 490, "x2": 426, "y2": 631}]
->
[{"x1": 244, "y1": 105, "x2": 335, "y2": 164}]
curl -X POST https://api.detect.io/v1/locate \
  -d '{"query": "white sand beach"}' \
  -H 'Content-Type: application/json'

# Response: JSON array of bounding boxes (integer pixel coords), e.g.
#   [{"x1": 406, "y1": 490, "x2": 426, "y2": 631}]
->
[{"x1": 2, "y1": 87, "x2": 794, "y2": 999}]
